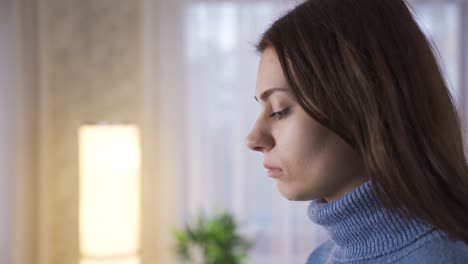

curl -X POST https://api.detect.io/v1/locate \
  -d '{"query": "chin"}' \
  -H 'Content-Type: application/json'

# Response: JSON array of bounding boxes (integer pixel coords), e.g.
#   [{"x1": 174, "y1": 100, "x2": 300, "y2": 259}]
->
[{"x1": 277, "y1": 184, "x2": 316, "y2": 201}]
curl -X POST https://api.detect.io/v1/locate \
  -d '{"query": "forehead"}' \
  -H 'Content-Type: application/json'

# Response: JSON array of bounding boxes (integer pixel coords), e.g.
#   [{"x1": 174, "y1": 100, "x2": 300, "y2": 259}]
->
[{"x1": 256, "y1": 48, "x2": 289, "y2": 96}]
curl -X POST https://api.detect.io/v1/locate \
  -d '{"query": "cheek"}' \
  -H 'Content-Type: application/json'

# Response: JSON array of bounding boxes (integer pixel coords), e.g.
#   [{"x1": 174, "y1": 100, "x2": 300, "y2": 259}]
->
[
  {"x1": 279, "y1": 117, "x2": 341, "y2": 186},
  {"x1": 280, "y1": 116, "x2": 330, "y2": 162},
  {"x1": 272, "y1": 111, "x2": 365, "y2": 200}
]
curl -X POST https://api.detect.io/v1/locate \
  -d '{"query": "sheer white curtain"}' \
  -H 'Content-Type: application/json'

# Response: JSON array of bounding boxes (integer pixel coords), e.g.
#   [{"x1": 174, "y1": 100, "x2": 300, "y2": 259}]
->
[
  {"x1": 143, "y1": 0, "x2": 467, "y2": 263},
  {"x1": 410, "y1": 0, "x2": 463, "y2": 113},
  {"x1": 0, "y1": 0, "x2": 38, "y2": 264},
  {"x1": 0, "y1": 1, "x2": 14, "y2": 262}
]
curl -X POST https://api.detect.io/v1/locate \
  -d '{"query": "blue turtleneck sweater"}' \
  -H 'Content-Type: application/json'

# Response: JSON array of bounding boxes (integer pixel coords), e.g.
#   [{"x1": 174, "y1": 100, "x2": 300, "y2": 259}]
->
[{"x1": 306, "y1": 181, "x2": 468, "y2": 263}]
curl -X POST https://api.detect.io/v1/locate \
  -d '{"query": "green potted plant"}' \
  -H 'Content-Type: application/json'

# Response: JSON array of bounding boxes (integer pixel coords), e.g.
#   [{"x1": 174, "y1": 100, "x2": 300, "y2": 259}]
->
[{"x1": 172, "y1": 209, "x2": 254, "y2": 264}]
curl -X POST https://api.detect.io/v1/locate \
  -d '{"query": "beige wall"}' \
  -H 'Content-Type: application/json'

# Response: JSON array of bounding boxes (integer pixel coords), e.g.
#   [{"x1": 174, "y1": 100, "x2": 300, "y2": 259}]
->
[{"x1": 38, "y1": 0, "x2": 142, "y2": 263}]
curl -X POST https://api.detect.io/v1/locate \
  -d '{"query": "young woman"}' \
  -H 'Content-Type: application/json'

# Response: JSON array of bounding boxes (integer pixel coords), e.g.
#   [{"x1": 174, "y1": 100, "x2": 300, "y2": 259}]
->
[{"x1": 245, "y1": 0, "x2": 468, "y2": 263}]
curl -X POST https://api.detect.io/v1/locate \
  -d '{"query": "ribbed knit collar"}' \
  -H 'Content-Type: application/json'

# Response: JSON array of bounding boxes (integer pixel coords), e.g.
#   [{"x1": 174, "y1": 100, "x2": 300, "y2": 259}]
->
[{"x1": 308, "y1": 180, "x2": 440, "y2": 262}]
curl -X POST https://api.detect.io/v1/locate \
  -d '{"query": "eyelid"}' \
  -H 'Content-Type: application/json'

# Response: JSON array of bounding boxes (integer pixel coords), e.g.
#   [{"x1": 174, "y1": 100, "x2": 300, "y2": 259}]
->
[{"x1": 270, "y1": 107, "x2": 291, "y2": 120}]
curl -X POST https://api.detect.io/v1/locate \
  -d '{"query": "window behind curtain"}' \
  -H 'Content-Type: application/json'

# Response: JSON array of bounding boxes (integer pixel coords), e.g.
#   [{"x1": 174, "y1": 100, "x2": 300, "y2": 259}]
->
[
  {"x1": 180, "y1": 1, "x2": 463, "y2": 263},
  {"x1": 412, "y1": 1, "x2": 461, "y2": 108}
]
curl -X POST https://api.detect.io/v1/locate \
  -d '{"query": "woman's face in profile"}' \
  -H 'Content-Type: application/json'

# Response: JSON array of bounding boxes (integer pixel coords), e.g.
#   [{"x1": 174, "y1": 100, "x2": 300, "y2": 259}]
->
[{"x1": 245, "y1": 48, "x2": 367, "y2": 202}]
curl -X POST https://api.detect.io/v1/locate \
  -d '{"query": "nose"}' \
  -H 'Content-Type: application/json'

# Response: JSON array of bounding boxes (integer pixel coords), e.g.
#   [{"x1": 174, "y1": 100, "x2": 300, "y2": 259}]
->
[{"x1": 244, "y1": 121, "x2": 274, "y2": 152}]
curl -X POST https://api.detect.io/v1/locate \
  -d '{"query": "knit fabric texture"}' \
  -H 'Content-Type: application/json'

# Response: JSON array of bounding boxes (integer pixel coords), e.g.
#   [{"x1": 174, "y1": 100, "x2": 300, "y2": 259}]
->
[{"x1": 305, "y1": 180, "x2": 468, "y2": 263}]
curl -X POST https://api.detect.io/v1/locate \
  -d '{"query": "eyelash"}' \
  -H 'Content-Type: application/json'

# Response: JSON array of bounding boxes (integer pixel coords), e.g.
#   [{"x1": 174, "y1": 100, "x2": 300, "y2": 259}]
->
[{"x1": 270, "y1": 107, "x2": 291, "y2": 120}]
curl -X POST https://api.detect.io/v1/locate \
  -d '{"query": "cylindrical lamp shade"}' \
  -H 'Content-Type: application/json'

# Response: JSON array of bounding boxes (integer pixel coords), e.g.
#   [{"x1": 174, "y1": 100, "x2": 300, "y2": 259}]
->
[
  {"x1": 80, "y1": 257, "x2": 140, "y2": 264},
  {"x1": 78, "y1": 125, "x2": 141, "y2": 264}
]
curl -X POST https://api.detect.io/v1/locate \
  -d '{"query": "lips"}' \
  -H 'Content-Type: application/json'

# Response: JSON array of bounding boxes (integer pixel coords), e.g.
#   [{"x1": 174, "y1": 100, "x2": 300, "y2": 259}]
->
[{"x1": 263, "y1": 162, "x2": 283, "y2": 178}]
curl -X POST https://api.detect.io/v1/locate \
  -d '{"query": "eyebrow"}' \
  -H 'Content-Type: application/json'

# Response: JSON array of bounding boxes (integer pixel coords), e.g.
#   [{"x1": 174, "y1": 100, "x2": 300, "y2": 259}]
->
[{"x1": 254, "y1": 87, "x2": 291, "y2": 102}]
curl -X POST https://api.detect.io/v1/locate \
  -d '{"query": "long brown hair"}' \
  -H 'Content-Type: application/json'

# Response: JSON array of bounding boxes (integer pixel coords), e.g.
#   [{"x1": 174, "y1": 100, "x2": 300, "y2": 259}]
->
[{"x1": 256, "y1": 0, "x2": 468, "y2": 243}]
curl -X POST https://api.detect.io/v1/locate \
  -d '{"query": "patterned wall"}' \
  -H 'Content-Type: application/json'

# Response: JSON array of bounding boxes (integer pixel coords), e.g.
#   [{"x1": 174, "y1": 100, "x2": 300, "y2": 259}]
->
[{"x1": 39, "y1": 0, "x2": 142, "y2": 263}]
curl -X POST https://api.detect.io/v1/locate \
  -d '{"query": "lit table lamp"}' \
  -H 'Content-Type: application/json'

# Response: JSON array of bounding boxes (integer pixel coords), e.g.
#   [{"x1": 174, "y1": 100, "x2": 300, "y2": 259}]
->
[{"x1": 78, "y1": 124, "x2": 141, "y2": 264}]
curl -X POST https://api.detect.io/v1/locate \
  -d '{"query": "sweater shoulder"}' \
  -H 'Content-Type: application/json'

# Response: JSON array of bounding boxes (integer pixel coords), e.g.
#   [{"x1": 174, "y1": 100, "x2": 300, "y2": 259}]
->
[
  {"x1": 394, "y1": 234, "x2": 468, "y2": 264},
  {"x1": 305, "y1": 240, "x2": 335, "y2": 264}
]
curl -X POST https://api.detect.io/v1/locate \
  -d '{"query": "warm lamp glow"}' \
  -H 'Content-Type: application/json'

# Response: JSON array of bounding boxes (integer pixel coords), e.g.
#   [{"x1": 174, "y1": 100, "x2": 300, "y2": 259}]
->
[{"x1": 79, "y1": 125, "x2": 141, "y2": 264}]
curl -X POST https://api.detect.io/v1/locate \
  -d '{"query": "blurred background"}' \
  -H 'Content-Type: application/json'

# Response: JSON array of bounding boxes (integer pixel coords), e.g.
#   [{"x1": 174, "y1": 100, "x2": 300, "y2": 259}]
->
[{"x1": 0, "y1": 0, "x2": 466, "y2": 263}]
